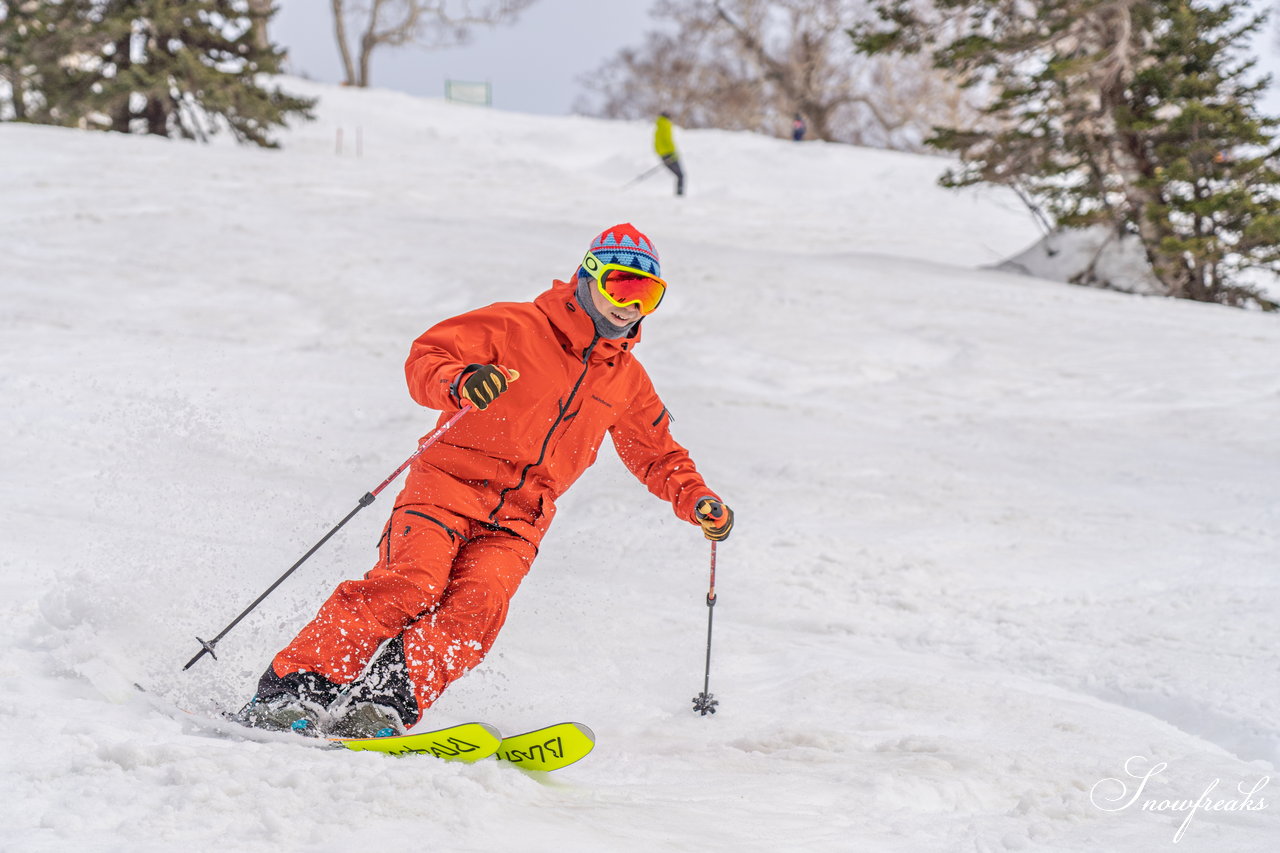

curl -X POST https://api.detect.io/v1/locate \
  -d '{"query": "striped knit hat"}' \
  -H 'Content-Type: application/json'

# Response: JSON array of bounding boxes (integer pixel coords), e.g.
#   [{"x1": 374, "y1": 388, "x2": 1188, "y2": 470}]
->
[{"x1": 584, "y1": 223, "x2": 661, "y2": 278}]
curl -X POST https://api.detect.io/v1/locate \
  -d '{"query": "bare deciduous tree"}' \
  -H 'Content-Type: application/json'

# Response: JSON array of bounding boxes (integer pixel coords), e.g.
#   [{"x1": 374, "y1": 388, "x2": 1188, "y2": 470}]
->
[
  {"x1": 330, "y1": 0, "x2": 536, "y2": 88},
  {"x1": 575, "y1": 0, "x2": 980, "y2": 151}
]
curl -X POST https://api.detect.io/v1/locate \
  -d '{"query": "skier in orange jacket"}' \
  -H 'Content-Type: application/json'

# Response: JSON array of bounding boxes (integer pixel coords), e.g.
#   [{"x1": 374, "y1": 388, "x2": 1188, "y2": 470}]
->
[{"x1": 238, "y1": 223, "x2": 733, "y2": 738}]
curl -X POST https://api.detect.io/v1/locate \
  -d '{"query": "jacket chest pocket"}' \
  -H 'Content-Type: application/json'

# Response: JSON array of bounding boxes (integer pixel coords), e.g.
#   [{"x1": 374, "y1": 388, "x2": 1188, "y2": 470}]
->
[{"x1": 549, "y1": 375, "x2": 618, "y2": 457}]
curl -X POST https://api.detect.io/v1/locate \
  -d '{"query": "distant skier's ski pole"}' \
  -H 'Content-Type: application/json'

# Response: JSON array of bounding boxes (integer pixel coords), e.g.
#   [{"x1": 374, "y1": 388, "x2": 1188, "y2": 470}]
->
[
  {"x1": 181, "y1": 405, "x2": 474, "y2": 671},
  {"x1": 621, "y1": 162, "x2": 664, "y2": 190},
  {"x1": 692, "y1": 540, "x2": 719, "y2": 715}
]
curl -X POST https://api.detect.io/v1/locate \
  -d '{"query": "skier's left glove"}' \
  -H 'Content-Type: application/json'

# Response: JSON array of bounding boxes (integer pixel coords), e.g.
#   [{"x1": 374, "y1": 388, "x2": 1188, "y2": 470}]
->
[{"x1": 695, "y1": 497, "x2": 733, "y2": 541}]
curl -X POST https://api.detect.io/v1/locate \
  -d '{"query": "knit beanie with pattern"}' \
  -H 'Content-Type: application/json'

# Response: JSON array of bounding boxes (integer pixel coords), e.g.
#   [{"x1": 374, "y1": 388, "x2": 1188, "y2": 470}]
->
[{"x1": 573, "y1": 223, "x2": 659, "y2": 340}]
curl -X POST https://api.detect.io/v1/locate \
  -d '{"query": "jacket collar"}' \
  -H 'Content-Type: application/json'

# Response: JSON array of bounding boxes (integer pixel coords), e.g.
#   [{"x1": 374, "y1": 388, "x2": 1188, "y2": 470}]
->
[{"x1": 536, "y1": 278, "x2": 641, "y2": 362}]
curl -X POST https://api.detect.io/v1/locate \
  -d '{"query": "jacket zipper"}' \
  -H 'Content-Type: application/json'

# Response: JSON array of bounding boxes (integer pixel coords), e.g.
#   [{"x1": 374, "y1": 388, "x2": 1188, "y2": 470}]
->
[{"x1": 488, "y1": 334, "x2": 601, "y2": 526}]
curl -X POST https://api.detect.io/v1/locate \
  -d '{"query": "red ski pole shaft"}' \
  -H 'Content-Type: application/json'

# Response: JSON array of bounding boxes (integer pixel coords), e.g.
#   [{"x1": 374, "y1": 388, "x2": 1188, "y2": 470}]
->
[
  {"x1": 182, "y1": 406, "x2": 473, "y2": 670},
  {"x1": 368, "y1": 405, "x2": 472, "y2": 498}
]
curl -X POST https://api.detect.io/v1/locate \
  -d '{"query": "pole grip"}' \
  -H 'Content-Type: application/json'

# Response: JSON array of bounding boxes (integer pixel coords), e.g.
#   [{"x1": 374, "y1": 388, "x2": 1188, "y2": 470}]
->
[{"x1": 707, "y1": 540, "x2": 718, "y2": 604}]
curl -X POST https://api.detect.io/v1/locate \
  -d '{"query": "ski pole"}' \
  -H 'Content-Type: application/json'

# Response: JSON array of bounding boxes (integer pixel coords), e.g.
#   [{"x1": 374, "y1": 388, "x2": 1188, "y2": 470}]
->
[
  {"x1": 621, "y1": 162, "x2": 664, "y2": 190},
  {"x1": 692, "y1": 540, "x2": 719, "y2": 715},
  {"x1": 181, "y1": 405, "x2": 473, "y2": 670}
]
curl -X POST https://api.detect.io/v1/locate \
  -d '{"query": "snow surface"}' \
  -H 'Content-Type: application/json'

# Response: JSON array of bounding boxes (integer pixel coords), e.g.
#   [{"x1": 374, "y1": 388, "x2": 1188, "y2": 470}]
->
[{"x1": 2, "y1": 79, "x2": 1278, "y2": 852}]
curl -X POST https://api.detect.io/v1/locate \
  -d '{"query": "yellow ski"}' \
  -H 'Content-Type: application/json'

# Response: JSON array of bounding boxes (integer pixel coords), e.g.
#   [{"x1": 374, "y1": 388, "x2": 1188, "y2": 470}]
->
[
  {"x1": 495, "y1": 722, "x2": 596, "y2": 772},
  {"x1": 332, "y1": 722, "x2": 501, "y2": 762},
  {"x1": 331, "y1": 721, "x2": 595, "y2": 771}
]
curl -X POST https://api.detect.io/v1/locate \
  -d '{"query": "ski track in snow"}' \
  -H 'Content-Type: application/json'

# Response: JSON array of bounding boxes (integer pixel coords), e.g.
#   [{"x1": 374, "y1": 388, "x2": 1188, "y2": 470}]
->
[{"x1": 2, "y1": 79, "x2": 1278, "y2": 852}]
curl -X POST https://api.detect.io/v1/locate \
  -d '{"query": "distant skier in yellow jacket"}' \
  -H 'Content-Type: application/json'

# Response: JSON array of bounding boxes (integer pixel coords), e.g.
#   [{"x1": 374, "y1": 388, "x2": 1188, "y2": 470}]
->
[{"x1": 654, "y1": 112, "x2": 685, "y2": 197}]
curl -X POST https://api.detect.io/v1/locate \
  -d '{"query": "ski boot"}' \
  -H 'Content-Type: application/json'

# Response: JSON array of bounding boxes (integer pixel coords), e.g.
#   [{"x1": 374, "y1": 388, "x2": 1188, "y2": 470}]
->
[
  {"x1": 234, "y1": 695, "x2": 326, "y2": 737},
  {"x1": 326, "y1": 701, "x2": 406, "y2": 739},
  {"x1": 234, "y1": 668, "x2": 342, "y2": 737}
]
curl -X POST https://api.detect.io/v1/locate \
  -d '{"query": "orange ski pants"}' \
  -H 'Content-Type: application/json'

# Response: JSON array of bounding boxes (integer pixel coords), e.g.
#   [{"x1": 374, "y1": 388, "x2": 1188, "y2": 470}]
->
[{"x1": 271, "y1": 505, "x2": 535, "y2": 719}]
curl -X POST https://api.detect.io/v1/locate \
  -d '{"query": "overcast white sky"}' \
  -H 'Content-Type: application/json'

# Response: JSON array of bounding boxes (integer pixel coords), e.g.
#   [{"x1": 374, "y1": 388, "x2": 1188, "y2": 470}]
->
[
  {"x1": 272, "y1": 0, "x2": 660, "y2": 115},
  {"x1": 272, "y1": 1, "x2": 1280, "y2": 118}
]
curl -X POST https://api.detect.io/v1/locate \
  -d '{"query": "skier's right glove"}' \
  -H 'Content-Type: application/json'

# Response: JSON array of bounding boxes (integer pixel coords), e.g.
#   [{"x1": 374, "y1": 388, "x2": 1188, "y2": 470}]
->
[
  {"x1": 456, "y1": 364, "x2": 520, "y2": 411},
  {"x1": 695, "y1": 497, "x2": 733, "y2": 541}
]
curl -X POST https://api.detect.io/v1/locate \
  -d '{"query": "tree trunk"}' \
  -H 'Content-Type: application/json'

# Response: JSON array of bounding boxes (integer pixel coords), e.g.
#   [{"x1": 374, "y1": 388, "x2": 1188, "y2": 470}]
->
[
  {"x1": 110, "y1": 35, "x2": 133, "y2": 133},
  {"x1": 1105, "y1": 130, "x2": 1193, "y2": 297},
  {"x1": 9, "y1": 76, "x2": 28, "y2": 121},
  {"x1": 248, "y1": 0, "x2": 273, "y2": 53},
  {"x1": 1086, "y1": 2, "x2": 1193, "y2": 300},
  {"x1": 358, "y1": 33, "x2": 374, "y2": 87},
  {"x1": 331, "y1": 0, "x2": 359, "y2": 85},
  {"x1": 803, "y1": 100, "x2": 834, "y2": 142},
  {"x1": 144, "y1": 95, "x2": 168, "y2": 136},
  {"x1": 1118, "y1": 173, "x2": 1188, "y2": 295},
  {"x1": 356, "y1": 0, "x2": 391, "y2": 87}
]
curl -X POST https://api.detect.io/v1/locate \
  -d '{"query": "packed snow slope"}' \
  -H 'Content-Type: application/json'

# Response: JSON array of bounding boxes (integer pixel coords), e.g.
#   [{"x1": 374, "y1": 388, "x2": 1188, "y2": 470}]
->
[{"x1": 2, "y1": 79, "x2": 1278, "y2": 853}]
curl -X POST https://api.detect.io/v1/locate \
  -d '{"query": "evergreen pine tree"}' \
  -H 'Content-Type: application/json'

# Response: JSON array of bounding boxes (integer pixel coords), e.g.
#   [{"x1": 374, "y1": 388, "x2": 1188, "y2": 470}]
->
[
  {"x1": 0, "y1": 2, "x2": 45, "y2": 121},
  {"x1": 0, "y1": 0, "x2": 99, "y2": 124},
  {"x1": 1134, "y1": 2, "x2": 1280, "y2": 304},
  {"x1": 2, "y1": 0, "x2": 313, "y2": 148},
  {"x1": 856, "y1": 0, "x2": 1280, "y2": 309},
  {"x1": 95, "y1": 0, "x2": 314, "y2": 146}
]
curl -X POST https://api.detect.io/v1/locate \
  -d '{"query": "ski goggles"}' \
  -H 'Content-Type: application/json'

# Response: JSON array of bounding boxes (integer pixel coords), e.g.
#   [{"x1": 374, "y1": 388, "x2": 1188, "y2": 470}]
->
[{"x1": 581, "y1": 250, "x2": 667, "y2": 315}]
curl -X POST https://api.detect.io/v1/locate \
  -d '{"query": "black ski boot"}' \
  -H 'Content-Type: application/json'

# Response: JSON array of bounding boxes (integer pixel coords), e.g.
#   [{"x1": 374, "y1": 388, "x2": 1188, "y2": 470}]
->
[
  {"x1": 327, "y1": 701, "x2": 406, "y2": 739},
  {"x1": 326, "y1": 636, "x2": 420, "y2": 738},
  {"x1": 234, "y1": 668, "x2": 342, "y2": 737}
]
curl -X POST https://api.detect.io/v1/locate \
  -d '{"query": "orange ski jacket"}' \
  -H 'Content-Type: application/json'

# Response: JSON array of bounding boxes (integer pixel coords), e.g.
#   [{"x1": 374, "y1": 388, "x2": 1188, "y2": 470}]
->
[{"x1": 396, "y1": 277, "x2": 718, "y2": 546}]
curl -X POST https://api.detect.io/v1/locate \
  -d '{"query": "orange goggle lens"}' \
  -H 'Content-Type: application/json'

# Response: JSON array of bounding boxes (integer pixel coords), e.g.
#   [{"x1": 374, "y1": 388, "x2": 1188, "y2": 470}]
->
[{"x1": 581, "y1": 250, "x2": 666, "y2": 315}]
